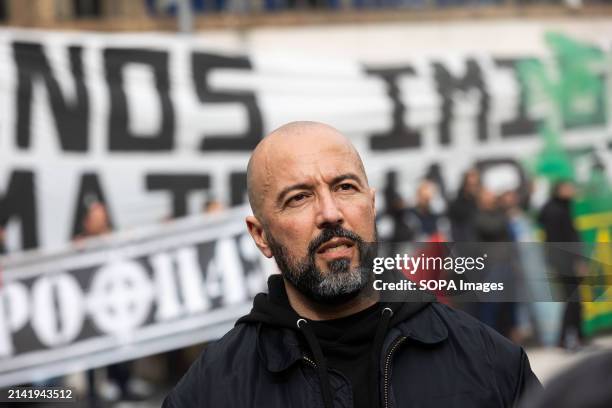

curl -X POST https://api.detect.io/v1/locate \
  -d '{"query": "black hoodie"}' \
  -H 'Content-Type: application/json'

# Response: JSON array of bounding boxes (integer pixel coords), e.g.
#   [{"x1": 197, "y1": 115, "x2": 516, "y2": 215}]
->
[{"x1": 237, "y1": 275, "x2": 433, "y2": 408}]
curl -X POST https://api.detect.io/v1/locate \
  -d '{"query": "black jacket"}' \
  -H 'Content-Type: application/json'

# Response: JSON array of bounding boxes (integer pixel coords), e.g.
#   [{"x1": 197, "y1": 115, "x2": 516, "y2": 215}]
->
[
  {"x1": 537, "y1": 197, "x2": 582, "y2": 284},
  {"x1": 537, "y1": 197, "x2": 580, "y2": 243},
  {"x1": 448, "y1": 192, "x2": 479, "y2": 242},
  {"x1": 163, "y1": 276, "x2": 540, "y2": 408}
]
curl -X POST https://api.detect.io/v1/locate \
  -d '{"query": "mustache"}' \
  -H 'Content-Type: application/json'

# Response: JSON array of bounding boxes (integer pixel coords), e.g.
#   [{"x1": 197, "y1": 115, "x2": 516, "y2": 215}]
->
[{"x1": 307, "y1": 226, "x2": 364, "y2": 256}]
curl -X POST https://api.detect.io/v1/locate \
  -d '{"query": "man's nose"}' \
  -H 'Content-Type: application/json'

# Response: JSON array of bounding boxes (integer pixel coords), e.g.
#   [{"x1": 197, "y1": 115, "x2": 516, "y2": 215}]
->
[{"x1": 315, "y1": 191, "x2": 344, "y2": 229}]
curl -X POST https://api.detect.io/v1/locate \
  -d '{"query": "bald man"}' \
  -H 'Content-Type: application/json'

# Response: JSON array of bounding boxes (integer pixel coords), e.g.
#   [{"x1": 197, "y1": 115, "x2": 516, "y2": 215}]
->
[{"x1": 163, "y1": 122, "x2": 540, "y2": 408}]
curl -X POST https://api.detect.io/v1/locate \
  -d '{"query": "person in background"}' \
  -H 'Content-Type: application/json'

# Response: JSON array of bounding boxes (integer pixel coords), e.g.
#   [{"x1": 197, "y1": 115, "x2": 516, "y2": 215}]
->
[
  {"x1": 163, "y1": 197, "x2": 226, "y2": 386},
  {"x1": 475, "y1": 189, "x2": 512, "y2": 242},
  {"x1": 76, "y1": 201, "x2": 113, "y2": 405},
  {"x1": 538, "y1": 180, "x2": 586, "y2": 350},
  {"x1": 382, "y1": 171, "x2": 414, "y2": 254},
  {"x1": 448, "y1": 167, "x2": 481, "y2": 242},
  {"x1": 474, "y1": 188, "x2": 519, "y2": 339},
  {"x1": 410, "y1": 179, "x2": 439, "y2": 239},
  {"x1": 500, "y1": 190, "x2": 545, "y2": 344},
  {"x1": 29, "y1": 202, "x2": 116, "y2": 393},
  {"x1": 76, "y1": 200, "x2": 151, "y2": 404},
  {"x1": 407, "y1": 180, "x2": 449, "y2": 304},
  {"x1": 501, "y1": 190, "x2": 529, "y2": 242},
  {"x1": 501, "y1": 185, "x2": 563, "y2": 347},
  {"x1": 76, "y1": 201, "x2": 111, "y2": 239}
]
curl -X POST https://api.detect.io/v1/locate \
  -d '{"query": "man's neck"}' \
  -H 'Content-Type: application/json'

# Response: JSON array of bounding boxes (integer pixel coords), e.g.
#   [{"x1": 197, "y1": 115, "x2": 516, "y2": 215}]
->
[{"x1": 283, "y1": 279, "x2": 379, "y2": 321}]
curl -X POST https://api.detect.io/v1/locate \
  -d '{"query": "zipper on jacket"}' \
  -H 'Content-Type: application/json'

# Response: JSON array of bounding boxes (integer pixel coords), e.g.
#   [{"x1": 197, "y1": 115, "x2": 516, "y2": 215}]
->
[
  {"x1": 383, "y1": 336, "x2": 407, "y2": 408},
  {"x1": 303, "y1": 355, "x2": 317, "y2": 368}
]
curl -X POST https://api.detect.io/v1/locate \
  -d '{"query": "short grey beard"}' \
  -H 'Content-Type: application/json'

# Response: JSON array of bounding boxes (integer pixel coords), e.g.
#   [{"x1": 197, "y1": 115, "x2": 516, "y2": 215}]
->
[
  {"x1": 316, "y1": 259, "x2": 369, "y2": 299},
  {"x1": 266, "y1": 226, "x2": 377, "y2": 305}
]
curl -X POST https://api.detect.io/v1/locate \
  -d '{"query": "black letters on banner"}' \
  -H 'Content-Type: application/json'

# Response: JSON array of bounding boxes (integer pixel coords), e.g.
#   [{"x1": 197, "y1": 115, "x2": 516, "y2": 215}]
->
[
  {"x1": 229, "y1": 172, "x2": 248, "y2": 206},
  {"x1": 13, "y1": 42, "x2": 89, "y2": 151},
  {"x1": 105, "y1": 48, "x2": 174, "y2": 151},
  {"x1": 433, "y1": 60, "x2": 489, "y2": 144},
  {"x1": 71, "y1": 172, "x2": 114, "y2": 238},
  {"x1": 146, "y1": 174, "x2": 211, "y2": 217},
  {"x1": 365, "y1": 66, "x2": 421, "y2": 150},
  {"x1": 494, "y1": 58, "x2": 542, "y2": 138},
  {"x1": 0, "y1": 171, "x2": 38, "y2": 249},
  {"x1": 191, "y1": 52, "x2": 263, "y2": 151}
]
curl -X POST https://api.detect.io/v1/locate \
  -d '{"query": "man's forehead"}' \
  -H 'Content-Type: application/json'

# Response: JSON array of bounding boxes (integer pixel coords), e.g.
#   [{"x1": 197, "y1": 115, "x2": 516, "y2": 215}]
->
[
  {"x1": 272, "y1": 139, "x2": 355, "y2": 165},
  {"x1": 278, "y1": 155, "x2": 362, "y2": 184},
  {"x1": 246, "y1": 121, "x2": 368, "y2": 215},
  {"x1": 266, "y1": 142, "x2": 363, "y2": 187}
]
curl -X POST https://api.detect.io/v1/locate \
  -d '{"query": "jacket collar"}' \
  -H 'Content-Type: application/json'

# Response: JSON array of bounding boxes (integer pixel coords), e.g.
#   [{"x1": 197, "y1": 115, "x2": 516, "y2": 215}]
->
[
  {"x1": 256, "y1": 303, "x2": 448, "y2": 373},
  {"x1": 394, "y1": 303, "x2": 448, "y2": 345},
  {"x1": 257, "y1": 324, "x2": 304, "y2": 373}
]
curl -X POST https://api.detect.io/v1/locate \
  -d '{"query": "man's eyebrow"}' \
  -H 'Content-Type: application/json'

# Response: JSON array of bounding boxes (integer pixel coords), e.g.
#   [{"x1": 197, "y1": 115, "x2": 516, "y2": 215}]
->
[
  {"x1": 330, "y1": 173, "x2": 363, "y2": 187},
  {"x1": 276, "y1": 183, "x2": 314, "y2": 207},
  {"x1": 275, "y1": 173, "x2": 364, "y2": 207}
]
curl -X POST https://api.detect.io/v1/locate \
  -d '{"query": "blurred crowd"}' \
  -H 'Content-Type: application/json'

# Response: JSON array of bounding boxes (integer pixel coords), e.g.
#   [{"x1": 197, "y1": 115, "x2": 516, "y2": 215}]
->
[{"x1": 379, "y1": 167, "x2": 588, "y2": 350}]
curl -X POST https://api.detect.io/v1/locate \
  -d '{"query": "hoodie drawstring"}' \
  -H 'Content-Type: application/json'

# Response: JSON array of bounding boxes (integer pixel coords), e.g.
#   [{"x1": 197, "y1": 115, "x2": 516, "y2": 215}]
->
[
  {"x1": 298, "y1": 318, "x2": 335, "y2": 408},
  {"x1": 297, "y1": 306, "x2": 394, "y2": 408}
]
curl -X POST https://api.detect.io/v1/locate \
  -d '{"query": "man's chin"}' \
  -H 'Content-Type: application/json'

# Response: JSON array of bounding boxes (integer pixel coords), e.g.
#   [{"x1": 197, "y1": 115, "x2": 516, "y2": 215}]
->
[
  {"x1": 308, "y1": 286, "x2": 363, "y2": 306},
  {"x1": 310, "y1": 270, "x2": 372, "y2": 306}
]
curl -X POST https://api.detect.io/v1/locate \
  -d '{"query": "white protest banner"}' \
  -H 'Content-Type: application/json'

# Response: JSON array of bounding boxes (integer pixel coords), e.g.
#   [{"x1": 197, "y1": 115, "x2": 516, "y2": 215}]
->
[
  {"x1": 0, "y1": 206, "x2": 271, "y2": 387},
  {"x1": 0, "y1": 28, "x2": 609, "y2": 253}
]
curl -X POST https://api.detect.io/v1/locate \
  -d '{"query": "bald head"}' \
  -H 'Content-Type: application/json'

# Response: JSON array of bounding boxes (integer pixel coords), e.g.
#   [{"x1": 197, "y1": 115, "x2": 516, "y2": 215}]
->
[{"x1": 247, "y1": 121, "x2": 367, "y2": 220}]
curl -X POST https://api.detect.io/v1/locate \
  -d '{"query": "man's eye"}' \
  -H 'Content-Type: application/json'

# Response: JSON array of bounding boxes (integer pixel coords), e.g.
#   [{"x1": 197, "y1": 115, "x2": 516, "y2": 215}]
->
[
  {"x1": 338, "y1": 183, "x2": 355, "y2": 191},
  {"x1": 289, "y1": 193, "x2": 307, "y2": 203}
]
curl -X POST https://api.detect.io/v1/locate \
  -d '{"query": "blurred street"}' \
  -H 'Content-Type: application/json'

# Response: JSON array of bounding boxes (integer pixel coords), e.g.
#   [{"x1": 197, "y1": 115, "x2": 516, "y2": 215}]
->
[{"x1": 528, "y1": 333, "x2": 612, "y2": 385}]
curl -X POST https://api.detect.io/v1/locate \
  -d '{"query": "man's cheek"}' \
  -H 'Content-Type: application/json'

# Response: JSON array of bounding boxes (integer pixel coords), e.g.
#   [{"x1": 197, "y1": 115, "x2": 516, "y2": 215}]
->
[
  {"x1": 278, "y1": 221, "x2": 310, "y2": 249},
  {"x1": 350, "y1": 212, "x2": 377, "y2": 242}
]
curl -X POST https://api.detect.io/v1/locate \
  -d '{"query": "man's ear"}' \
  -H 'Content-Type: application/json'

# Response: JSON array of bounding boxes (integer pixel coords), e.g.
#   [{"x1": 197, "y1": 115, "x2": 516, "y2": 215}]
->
[{"x1": 246, "y1": 215, "x2": 273, "y2": 258}]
